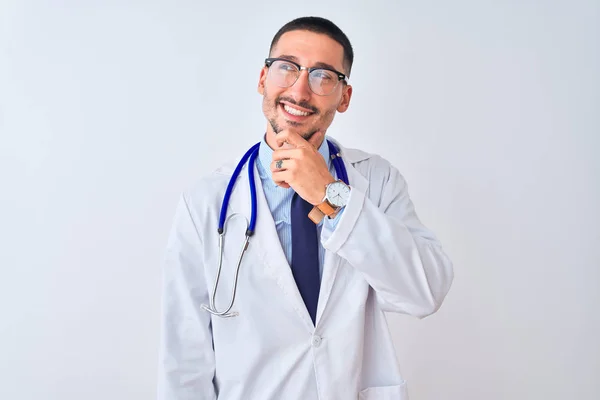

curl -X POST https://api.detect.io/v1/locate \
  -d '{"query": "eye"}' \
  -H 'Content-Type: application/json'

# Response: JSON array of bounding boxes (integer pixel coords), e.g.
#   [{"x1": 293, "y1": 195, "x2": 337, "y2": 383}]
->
[
  {"x1": 277, "y1": 61, "x2": 297, "y2": 72},
  {"x1": 312, "y1": 70, "x2": 335, "y2": 80}
]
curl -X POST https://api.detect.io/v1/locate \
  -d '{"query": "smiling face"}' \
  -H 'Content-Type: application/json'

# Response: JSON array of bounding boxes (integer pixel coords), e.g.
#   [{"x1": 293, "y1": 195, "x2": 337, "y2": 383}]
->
[{"x1": 258, "y1": 30, "x2": 353, "y2": 145}]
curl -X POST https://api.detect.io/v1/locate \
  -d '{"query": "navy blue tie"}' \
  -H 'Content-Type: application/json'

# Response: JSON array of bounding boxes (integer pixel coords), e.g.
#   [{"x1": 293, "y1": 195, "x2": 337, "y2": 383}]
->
[{"x1": 290, "y1": 192, "x2": 321, "y2": 324}]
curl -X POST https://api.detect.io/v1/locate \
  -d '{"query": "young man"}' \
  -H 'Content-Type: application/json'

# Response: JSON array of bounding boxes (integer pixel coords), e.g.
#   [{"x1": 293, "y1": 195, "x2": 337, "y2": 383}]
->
[{"x1": 158, "y1": 16, "x2": 453, "y2": 400}]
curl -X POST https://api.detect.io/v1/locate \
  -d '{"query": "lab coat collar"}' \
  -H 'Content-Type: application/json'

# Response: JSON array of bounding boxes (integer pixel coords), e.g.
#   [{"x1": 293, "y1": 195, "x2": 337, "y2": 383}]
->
[{"x1": 314, "y1": 138, "x2": 370, "y2": 325}]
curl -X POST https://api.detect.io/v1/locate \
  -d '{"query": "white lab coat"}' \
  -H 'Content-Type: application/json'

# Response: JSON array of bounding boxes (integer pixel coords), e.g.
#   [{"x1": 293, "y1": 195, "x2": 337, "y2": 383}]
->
[{"x1": 158, "y1": 137, "x2": 453, "y2": 400}]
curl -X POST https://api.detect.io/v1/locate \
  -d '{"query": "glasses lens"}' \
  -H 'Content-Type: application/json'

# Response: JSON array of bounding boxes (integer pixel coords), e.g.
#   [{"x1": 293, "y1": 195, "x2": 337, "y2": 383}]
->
[
  {"x1": 269, "y1": 60, "x2": 299, "y2": 88},
  {"x1": 309, "y1": 69, "x2": 339, "y2": 95}
]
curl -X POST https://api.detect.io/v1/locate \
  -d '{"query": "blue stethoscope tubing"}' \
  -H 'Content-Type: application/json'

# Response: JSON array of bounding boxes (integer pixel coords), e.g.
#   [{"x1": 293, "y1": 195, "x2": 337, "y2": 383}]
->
[
  {"x1": 202, "y1": 139, "x2": 348, "y2": 318},
  {"x1": 218, "y1": 142, "x2": 261, "y2": 236}
]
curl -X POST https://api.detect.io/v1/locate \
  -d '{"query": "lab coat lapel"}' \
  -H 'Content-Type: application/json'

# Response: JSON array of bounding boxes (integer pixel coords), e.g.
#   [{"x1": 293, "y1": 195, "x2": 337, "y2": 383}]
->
[
  {"x1": 229, "y1": 161, "x2": 316, "y2": 331},
  {"x1": 316, "y1": 140, "x2": 370, "y2": 325}
]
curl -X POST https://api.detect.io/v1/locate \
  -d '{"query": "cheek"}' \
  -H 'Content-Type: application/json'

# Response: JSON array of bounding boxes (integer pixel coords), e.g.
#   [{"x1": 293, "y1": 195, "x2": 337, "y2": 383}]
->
[
  {"x1": 262, "y1": 86, "x2": 283, "y2": 109},
  {"x1": 317, "y1": 102, "x2": 339, "y2": 123},
  {"x1": 261, "y1": 89, "x2": 277, "y2": 113}
]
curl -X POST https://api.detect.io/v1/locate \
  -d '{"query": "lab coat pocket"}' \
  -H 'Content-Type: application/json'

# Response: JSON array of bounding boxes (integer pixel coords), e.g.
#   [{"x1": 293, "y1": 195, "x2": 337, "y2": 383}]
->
[{"x1": 358, "y1": 381, "x2": 408, "y2": 400}]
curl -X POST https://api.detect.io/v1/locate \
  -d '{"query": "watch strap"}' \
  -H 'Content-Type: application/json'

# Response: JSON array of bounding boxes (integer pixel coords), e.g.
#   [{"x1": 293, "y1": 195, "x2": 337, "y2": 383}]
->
[
  {"x1": 308, "y1": 206, "x2": 326, "y2": 224},
  {"x1": 316, "y1": 199, "x2": 337, "y2": 216}
]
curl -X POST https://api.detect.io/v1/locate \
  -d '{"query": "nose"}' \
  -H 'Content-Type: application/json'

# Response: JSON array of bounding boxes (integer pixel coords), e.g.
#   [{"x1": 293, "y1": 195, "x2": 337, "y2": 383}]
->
[{"x1": 287, "y1": 70, "x2": 312, "y2": 101}]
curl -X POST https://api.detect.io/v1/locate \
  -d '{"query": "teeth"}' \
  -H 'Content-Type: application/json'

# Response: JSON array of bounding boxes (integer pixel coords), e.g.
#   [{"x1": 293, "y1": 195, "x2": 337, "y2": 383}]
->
[{"x1": 283, "y1": 104, "x2": 310, "y2": 116}]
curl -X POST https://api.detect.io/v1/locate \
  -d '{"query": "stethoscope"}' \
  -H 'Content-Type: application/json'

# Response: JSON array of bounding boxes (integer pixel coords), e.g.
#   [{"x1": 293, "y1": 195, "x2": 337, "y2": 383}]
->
[{"x1": 201, "y1": 139, "x2": 349, "y2": 318}]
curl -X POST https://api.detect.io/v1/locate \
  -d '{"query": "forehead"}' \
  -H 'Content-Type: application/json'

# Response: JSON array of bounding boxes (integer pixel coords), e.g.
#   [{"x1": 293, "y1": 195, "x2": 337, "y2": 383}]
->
[{"x1": 271, "y1": 30, "x2": 345, "y2": 72}]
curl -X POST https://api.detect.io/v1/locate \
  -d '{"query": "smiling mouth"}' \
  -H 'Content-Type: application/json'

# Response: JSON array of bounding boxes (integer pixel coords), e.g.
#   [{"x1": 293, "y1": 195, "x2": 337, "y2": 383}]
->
[{"x1": 280, "y1": 102, "x2": 315, "y2": 118}]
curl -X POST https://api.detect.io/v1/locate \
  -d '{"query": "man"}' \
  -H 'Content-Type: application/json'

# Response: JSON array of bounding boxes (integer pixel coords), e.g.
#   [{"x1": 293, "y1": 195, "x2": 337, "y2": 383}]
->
[{"x1": 158, "y1": 16, "x2": 453, "y2": 400}]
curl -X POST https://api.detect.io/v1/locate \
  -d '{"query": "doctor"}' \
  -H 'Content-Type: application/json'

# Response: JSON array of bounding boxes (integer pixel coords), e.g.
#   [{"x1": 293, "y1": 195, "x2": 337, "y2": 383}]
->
[{"x1": 158, "y1": 16, "x2": 453, "y2": 400}]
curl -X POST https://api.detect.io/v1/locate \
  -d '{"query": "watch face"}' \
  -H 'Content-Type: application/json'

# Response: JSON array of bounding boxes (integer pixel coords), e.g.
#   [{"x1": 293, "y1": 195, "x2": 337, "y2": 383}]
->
[{"x1": 326, "y1": 181, "x2": 351, "y2": 207}]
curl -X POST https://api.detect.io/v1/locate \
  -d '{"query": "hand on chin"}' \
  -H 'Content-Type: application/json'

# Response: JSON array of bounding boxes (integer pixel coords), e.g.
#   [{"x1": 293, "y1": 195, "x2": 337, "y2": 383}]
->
[{"x1": 276, "y1": 126, "x2": 304, "y2": 149}]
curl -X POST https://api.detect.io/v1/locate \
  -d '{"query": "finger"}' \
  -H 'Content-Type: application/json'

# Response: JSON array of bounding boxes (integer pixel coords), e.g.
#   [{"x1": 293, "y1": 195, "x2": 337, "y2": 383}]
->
[
  {"x1": 272, "y1": 170, "x2": 292, "y2": 186},
  {"x1": 271, "y1": 158, "x2": 287, "y2": 173},
  {"x1": 275, "y1": 130, "x2": 307, "y2": 148},
  {"x1": 273, "y1": 158, "x2": 298, "y2": 173},
  {"x1": 272, "y1": 148, "x2": 303, "y2": 162}
]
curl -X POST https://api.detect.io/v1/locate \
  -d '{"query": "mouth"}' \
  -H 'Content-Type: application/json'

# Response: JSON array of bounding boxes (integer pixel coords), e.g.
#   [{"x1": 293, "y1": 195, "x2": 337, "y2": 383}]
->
[{"x1": 279, "y1": 101, "x2": 315, "y2": 122}]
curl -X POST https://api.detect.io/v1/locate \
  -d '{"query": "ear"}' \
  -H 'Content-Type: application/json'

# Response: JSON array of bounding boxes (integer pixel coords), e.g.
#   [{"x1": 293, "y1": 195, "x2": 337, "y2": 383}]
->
[
  {"x1": 257, "y1": 66, "x2": 268, "y2": 95},
  {"x1": 337, "y1": 84, "x2": 352, "y2": 113}
]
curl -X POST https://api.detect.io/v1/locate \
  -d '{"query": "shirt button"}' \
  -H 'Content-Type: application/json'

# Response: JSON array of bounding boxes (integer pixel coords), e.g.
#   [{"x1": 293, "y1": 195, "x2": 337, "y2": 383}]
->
[{"x1": 312, "y1": 335, "x2": 322, "y2": 347}]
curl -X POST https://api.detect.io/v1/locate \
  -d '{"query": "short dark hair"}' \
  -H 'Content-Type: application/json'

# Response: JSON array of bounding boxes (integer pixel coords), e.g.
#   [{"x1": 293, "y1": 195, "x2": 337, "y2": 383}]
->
[{"x1": 269, "y1": 16, "x2": 354, "y2": 77}]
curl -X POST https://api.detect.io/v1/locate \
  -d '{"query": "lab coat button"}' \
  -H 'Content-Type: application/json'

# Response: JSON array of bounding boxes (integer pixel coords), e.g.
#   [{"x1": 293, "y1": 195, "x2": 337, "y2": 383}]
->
[{"x1": 312, "y1": 335, "x2": 322, "y2": 347}]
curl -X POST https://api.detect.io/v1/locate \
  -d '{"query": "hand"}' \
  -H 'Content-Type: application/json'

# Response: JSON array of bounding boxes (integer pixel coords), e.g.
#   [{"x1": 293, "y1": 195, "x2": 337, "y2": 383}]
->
[{"x1": 270, "y1": 130, "x2": 336, "y2": 205}]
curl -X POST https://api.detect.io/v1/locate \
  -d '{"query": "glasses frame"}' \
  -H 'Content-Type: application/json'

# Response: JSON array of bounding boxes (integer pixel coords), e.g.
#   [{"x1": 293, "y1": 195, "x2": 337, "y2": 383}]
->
[{"x1": 264, "y1": 57, "x2": 348, "y2": 96}]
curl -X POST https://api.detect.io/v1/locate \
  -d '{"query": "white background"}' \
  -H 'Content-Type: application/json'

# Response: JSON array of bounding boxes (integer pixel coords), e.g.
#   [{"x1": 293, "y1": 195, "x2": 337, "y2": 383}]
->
[{"x1": 1, "y1": 1, "x2": 598, "y2": 399}]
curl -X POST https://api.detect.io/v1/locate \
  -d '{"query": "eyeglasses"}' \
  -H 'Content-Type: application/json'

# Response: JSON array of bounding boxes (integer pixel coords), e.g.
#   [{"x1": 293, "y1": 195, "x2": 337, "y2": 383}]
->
[{"x1": 264, "y1": 58, "x2": 348, "y2": 96}]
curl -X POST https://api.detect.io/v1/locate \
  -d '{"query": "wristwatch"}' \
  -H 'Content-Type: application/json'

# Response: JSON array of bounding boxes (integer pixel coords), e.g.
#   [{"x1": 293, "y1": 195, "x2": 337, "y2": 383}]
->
[{"x1": 308, "y1": 180, "x2": 351, "y2": 224}]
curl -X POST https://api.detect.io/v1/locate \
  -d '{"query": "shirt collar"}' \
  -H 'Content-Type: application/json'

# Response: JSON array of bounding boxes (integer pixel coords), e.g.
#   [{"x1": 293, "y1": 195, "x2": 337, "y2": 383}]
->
[{"x1": 257, "y1": 134, "x2": 331, "y2": 182}]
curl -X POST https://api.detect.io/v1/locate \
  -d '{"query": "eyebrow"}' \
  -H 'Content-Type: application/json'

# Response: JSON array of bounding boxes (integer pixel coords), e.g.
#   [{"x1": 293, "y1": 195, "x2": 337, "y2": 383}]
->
[{"x1": 276, "y1": 54, "x2": 343, "y2": 74}]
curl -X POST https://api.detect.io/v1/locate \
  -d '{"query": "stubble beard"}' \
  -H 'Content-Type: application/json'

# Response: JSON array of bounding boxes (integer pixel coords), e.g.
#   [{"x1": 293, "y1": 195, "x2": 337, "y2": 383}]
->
[{"x1": 264, "y1": 89, "x2": 322, "y2": 141}]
